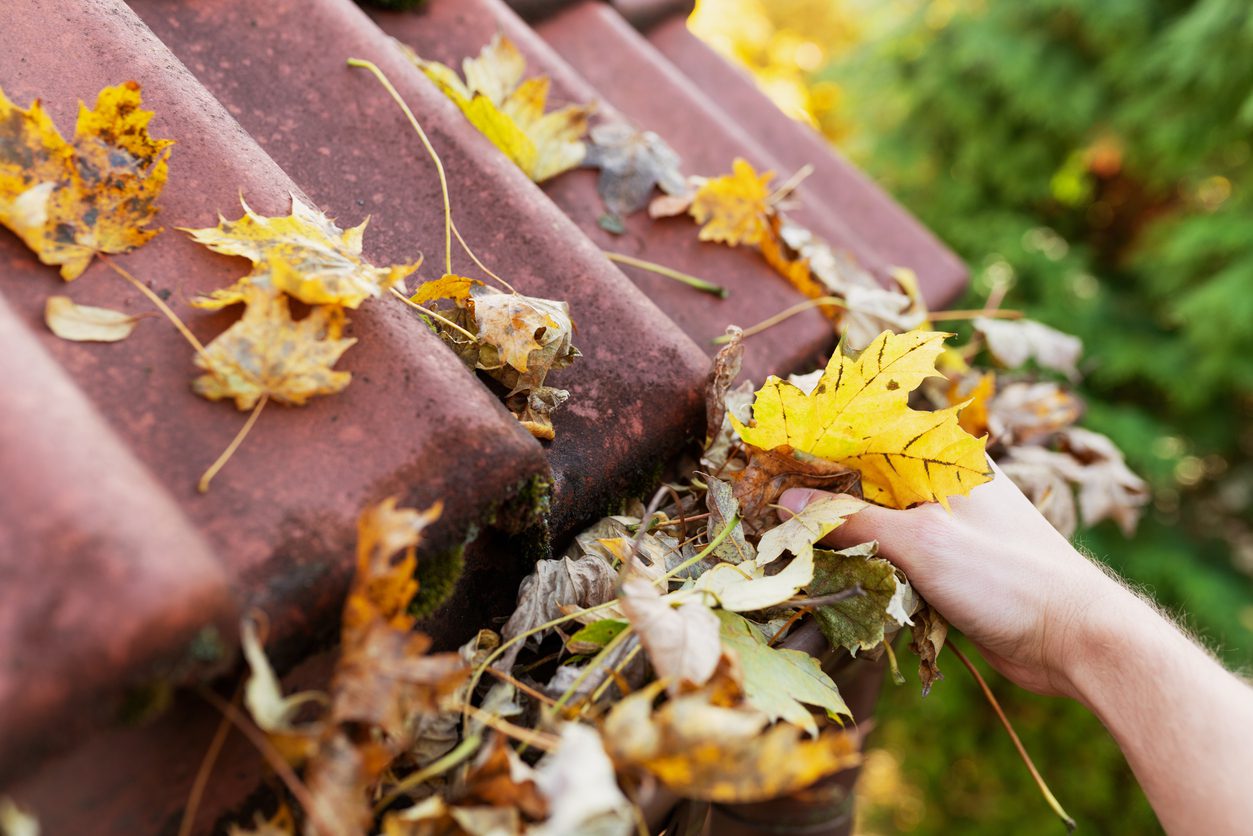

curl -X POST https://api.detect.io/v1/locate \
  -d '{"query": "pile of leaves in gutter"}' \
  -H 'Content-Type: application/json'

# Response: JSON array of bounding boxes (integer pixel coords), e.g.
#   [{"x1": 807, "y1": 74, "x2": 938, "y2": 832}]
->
[{"x1": 209, "y1": 314, "x2": 1146, "y2": 834}]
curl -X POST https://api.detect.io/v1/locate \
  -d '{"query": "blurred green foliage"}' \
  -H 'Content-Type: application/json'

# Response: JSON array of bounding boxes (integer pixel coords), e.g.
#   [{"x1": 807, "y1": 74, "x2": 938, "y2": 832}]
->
[{"x1": 692, "y1": 0, "x2": 1253, "y2": 832}]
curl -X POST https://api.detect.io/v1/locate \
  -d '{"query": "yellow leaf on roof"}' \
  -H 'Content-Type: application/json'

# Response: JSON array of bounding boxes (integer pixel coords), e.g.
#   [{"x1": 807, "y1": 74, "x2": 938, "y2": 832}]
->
[
  {"x1": 409, "y1": 273, "x2": 483, "y2": 306},
  {"x1": 405, "y1": 35, "x2": 589, "y2": 183},
  {"x1": 732, "y1": 330, "x2": 992, "y2": 509},
  {"x1": 193, "y1": 282, "x2": 357, "y2": 411},
  {"x1": 690, "y1": 158, "x2": 774, "y2": 246},
  {"x1": 0, "y1": 81, "x2": 172, "y2": 280},
  {"x1": 184, "y1": 195, "x2": 418, "y2": 309}
]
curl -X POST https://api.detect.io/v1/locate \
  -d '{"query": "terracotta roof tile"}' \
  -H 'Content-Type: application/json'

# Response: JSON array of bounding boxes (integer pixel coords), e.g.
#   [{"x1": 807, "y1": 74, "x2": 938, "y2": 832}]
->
[{"x1": 0, "y1": 0, "x2": 966, "y2": 829}]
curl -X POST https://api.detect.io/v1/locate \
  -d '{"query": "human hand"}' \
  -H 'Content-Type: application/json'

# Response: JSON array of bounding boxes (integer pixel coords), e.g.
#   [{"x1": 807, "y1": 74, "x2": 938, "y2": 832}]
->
[{"x1": 780, "y1": 466, "x2": 1133, "y2": 700}]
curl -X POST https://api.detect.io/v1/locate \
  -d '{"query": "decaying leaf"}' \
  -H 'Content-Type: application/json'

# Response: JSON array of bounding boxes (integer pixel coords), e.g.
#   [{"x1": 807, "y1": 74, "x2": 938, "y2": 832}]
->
[
  {"x1": 975, "y1": 316, "x2": 1082, "y2": 379},
  {"x1": 1059, "y1": 428, "x2": 1150, "y2": 535},
  {"x1": 193, "y1": 284, "x2": 356, "y2": 411},
  {"x1": 239, "y1": 617, "x2": 325, "y2": 764},
  {"x1": 732, "y1": 330, "x2": 992, "y2": 509},
  {"x1": 405, "y1": 35, "x2": 591, "y2": 183},
  {"x1": 987, "y1": 381, "x2": 1083, "y2": 446},
  {"x1": 809, "y1": 542, "x2": 918, "y2": 655},
  {"x1": 497, "y1": 554, "x2": 617, "y2": 669},
  {"x1": 767, "y1": 219, "x2": 926, "y2": 346},
  {"x1": 602, "y1": 682, "x2": 859, "y2": 803},
  {"x1": 908, "y1": 603, "x2": 948, "y2": 697},
  {"x1": 530, "y1": 724, "x2": 634, "y2": 836},
  {"x1": 584, "y1": 122, "x2": 686, "y2": 228},
  {"x1": 303, "y1": 499, "x2": 468, "y2": 836},
  {"x1": 730, "y1": 443, "x2": 860, "y2": 535},
  {"x1": 457, "y1": 734, "x2": 548, "y2": 821},
  {"x1": 755, "y1": 494, "x2": 864, "y2": 567},
  {"x1": 704, "y1": 325, "x2": 744, "y2": 444},
  {"x1": 186, "y1": 195, "x2": 417, "y2": 309},
  {"x1": 0, "y1": 81, "x2": 172, "y2": 280},
  {"x1": 717, "y1": 611, "x2": 849, "y2": 735},
  {"x1": 689, "y1": 158, "x2": 774, "y2": 246},
  {"x1": 621, "y1": 577, "x2": 721, "y2": 694},
  {"x1": 703, "y1": 475, "x2": 754, "y2": 564},
  {"x1": 949, "y1": 372, "x2": 996, "y2": 438},
  {"x1": 414, "y1": 278, "x2": 579, "y2": 440},
  {"x1": 44, "y1": 295, "x2": 144, "y2": 342}
]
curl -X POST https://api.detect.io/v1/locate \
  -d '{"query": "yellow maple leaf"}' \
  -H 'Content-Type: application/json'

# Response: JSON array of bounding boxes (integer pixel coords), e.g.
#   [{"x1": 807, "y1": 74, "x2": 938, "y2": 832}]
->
[
  {"x1": 405, "y1": 35, "x2": 589, "y2": 183},
  {"x1": 690, "y1": 157, "x2": 774, "y2": 246},
  {"x1": 732, "y1": 330, "x2": 992, "y2": 509},
  {"x1": 409, "y1": 273, "x2": 483, "y2": 306},
  {"x1": 193, "y1": 282, "x2": 357, "y2": 410},
  {"x1": 185, "y1": 195, "x2": 418, "y2": 309},
  {"x1": 344, "y1": 497, "x2": 443, "y2": 636},
  {"x1": 0, "y1": 81, "x2": 172, "y2": 279}
]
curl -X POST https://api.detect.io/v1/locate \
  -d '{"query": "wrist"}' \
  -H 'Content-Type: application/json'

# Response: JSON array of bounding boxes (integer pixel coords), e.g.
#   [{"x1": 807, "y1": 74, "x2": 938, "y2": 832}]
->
[{"x1": 1059, "y1": 579, "x2": 1149, "y2": 710}]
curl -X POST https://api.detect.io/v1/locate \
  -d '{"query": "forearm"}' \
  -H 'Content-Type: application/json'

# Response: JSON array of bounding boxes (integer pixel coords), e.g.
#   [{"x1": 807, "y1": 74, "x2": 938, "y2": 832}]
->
[{"x1": 1070, "y1": 588, "x2": 1253, "y2": 835}]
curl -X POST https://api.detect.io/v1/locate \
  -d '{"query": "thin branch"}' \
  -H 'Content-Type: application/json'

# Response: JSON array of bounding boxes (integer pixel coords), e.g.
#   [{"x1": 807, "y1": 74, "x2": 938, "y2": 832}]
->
[
  {"x1": 485, "y1": 666, "x2": 558, "y2": 707},
  {"x1": 178, "y1": 687, "x2": 236, "y2": 836},
  {"x1": 196, "y1": 687, "x2": 330, "y2": 836},
  {"x1": 465, "y1": 706, "x2": 559, "y2": 751},
  {"x1": 199, "y1": 394, "x2": 267, "y2": 493},
  {"x1": 949, "y1": 642, "x2": 1077, "y2": 832},
  {"x1": 604, "y1": 251, "x2": 728, "y2": 298}
]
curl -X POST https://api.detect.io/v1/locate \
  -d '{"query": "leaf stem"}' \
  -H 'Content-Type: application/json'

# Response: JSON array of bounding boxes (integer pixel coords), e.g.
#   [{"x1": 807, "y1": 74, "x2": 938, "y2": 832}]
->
[
  {"x1": 949, "y1": 642, "x2": 1076, "y2": 832},
  {"x1": 452, "y1": 218, "x2": 517, "y2": 293},
  {"x1": 604, "y1": 251, "x2": 729, "y2": 298},
  {"x1": 389, "y1": 287, "x2": 478, "y2": 342},
  {"x1": 588, "y1": 642, "x2": 642, "y2": 706},
  {"x1": 659, "y1": 512, "x2": 740, "y2": 582},
  {"x1": 348, "y1": 58, "x2": 452, "y2": 276},
  {"x1": 199, "y1": 394, "x2": 267, "y2": 493},
  {"x1": 549, "y1": 625, "x2": 635, "y2": 718},
  {"x1": 768, "y1": 163, "x2": 814, "y2": 204},
  {"x1": 713, "y1": 297, "x2": 848, "y2": 344},
  {"x1": 102, "y1": 256, "x2": 209, "y2": 360},
  {"x1": 373, "y1": 733, "x2": 482, "y2": 814},
  {"x1": 929, "y1": 308, "x2": 1022, "y2": 322}
]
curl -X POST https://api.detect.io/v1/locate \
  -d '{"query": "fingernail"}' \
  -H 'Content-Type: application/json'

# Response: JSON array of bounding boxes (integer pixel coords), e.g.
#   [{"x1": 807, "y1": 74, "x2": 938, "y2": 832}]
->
[{"x1": 778, "y1": 487, "x2": 818, "y2": 514}]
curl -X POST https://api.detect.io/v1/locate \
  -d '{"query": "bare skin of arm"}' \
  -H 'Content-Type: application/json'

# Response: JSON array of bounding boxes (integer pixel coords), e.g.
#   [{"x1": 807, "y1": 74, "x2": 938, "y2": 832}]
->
[{"x1": 780, "y1": 472, "x2": 1253, "y2": 836}]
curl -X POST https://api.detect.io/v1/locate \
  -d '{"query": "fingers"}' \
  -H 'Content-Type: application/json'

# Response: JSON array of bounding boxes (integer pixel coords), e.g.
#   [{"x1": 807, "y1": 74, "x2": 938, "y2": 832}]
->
[{"x1": 777, "y1": 487, "x2": 924, "y2": 574}]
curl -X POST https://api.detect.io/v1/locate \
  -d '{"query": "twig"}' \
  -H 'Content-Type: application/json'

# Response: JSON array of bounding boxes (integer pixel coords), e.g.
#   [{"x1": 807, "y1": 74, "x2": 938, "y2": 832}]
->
[
  {"x1": 768, "y1": 607, "x2": 813, "y2": 647},
  {"x1": 465, "y1": 706, "x2": 559, "y2": 751},
  {"x1": 949, "y1": 642, "x2": 1077, "y2": 832},
  {"x1": 485, "y1": 666, "x2": 558, "y2": 707},
  {"x1": 196, "y1": 687, "x2": 330, "y2": 836},
  {"x1": 198, "y1": 394, "x2": 268, "y2": 493},
  {"x1": 604, "y1": 251, "x2": 729, "y2": 298},
  {"x1": 389, "y1": 287, "x2": 478, "y2": 342},
  {"x1": 589, "y1": 643, "x2": 642, "y2": 706},
  {"x1": 348, "y1": 58, "x2": 452, "y2": 276},
  {"x1": 373, "y1": 734, "x2": 482, "y2": 814},
  {"x1": 178, "y1": 687, "x2": 237, "y2": 836}
]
